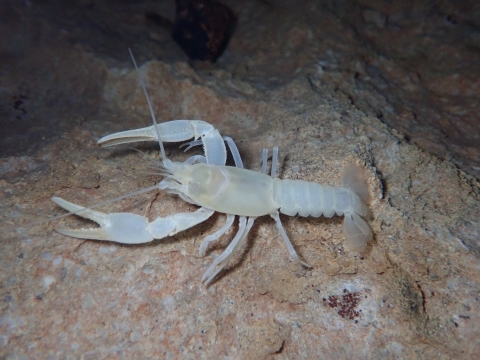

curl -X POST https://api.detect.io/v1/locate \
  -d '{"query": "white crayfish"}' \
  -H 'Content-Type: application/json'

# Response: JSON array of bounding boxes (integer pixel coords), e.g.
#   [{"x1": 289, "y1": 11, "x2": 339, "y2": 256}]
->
[{"x1": 52, "y1": 57, "x2": 373, "y2": 285}]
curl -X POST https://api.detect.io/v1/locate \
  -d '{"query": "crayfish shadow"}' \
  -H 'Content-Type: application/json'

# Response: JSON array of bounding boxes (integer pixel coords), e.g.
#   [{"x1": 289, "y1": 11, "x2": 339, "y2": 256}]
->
[
  {"x1": 98, "y1": 140, "x2": 240, "y2": 167},
  {"x1": 99, "y1": 142, "x2": 194, "y2": 162},
  {"x1": 287, "y1": 214, "x2": 375, "y2": 258}
]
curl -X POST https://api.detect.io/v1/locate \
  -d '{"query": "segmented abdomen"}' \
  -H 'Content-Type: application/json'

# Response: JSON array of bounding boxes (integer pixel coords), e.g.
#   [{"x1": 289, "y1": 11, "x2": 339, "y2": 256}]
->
[{"x1": 274, "y1": 179, "x2": 365, "y2": 218}]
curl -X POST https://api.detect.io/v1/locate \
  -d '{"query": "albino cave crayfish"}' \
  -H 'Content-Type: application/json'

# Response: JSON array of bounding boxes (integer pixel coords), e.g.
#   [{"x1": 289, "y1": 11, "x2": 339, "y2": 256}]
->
[{"x1": 52, "y1": 54, "x2": 373, "y2": 285}]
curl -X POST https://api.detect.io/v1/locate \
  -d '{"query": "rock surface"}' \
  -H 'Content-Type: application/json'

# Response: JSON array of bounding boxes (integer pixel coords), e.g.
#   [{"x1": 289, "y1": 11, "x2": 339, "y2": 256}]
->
[{"x1": 1, "y1": 0, "x2": 479, "y2": 359}]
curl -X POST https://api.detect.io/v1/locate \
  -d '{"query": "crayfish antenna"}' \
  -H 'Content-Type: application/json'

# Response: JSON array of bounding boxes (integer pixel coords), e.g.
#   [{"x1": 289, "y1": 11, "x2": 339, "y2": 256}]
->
[{"x1": 128, "y1": 48, "x2": 173, "y2": 171}]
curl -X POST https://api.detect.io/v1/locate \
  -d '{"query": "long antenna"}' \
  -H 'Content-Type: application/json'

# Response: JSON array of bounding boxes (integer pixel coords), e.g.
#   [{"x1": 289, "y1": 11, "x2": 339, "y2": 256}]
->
[{"x1": 128, "y1": 48, "x2": 172, "y2": 169}]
